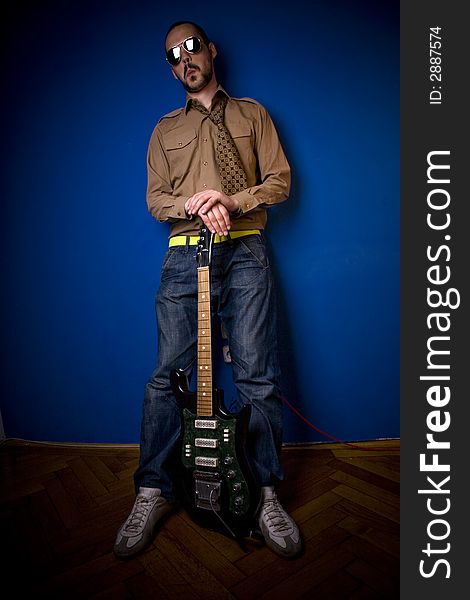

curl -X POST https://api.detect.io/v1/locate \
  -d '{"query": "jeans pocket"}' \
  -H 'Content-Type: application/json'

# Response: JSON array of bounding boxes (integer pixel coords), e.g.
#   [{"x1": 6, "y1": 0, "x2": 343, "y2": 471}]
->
[
  {"x1": 239, "y1": 235, "x2": 269, "y2": 269},
  {"x1": 161, "y1": 248, "x2": 177, "y2": 273},
  {"x1": 159, "y1": 247, "x2": 197, "y2": 295}
]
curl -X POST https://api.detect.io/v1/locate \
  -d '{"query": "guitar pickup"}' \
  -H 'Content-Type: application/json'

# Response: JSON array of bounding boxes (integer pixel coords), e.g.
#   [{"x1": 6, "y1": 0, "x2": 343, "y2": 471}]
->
[
  {"x1": 195, "y1": 438, "x2": 218, "y2": 448},
  {"x1": 195, "y1": 456, "x2": 218, "y2": 468},
  {"x1": 195, "y1": 419, "x2": 217, "y2": 430}
]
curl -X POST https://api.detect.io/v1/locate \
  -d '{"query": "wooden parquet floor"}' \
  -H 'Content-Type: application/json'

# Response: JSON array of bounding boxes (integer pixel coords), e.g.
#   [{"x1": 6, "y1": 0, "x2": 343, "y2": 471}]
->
[{"x1": 0, "y1": 439, "x2": 399, "y2": 599}]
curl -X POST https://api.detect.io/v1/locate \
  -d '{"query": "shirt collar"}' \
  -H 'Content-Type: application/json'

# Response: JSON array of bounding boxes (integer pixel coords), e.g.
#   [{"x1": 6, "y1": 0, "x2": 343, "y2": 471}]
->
[{"x1": 184, "y1": 85, "x2": 231, "y2": 114}]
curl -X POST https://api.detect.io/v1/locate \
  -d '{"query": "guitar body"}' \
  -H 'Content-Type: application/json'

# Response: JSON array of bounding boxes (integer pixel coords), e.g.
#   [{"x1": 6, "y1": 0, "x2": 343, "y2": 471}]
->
[{"x1": 171, "y1": 368, "x2": 261, "y2": 537}]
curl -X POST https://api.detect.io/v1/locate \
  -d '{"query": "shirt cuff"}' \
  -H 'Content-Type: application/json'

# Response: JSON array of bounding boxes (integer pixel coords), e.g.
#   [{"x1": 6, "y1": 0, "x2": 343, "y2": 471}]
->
[
  {"x1": 231, "y1": 189, "x2": 260, "y2": 215},
  {"x1": 164, "y1": 197, "x2": 192, "y2": 220}
]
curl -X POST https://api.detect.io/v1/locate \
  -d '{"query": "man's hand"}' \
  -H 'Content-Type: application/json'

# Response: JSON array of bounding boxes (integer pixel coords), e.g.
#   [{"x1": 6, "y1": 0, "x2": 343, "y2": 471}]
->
[{"x1": 185, "y1": 189, "x2": 240, "y2": 236}]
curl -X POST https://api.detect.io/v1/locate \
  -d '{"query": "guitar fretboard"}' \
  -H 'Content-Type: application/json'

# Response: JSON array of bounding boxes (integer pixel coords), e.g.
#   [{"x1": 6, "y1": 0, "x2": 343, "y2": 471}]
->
[{"x1": 197, "y1": 266, "x2": 212, "y2": 416}]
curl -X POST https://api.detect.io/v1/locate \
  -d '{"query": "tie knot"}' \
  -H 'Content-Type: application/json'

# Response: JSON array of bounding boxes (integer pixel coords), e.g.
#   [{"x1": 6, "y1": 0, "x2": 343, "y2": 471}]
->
[{"x1": 192, "y1": 95, "x2": 227, "y2": 125}]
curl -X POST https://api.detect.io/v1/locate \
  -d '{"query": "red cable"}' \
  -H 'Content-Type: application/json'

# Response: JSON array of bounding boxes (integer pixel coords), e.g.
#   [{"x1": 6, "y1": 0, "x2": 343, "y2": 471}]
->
[{"x1": 281, "y1": 396, "x2": 399, "y2": 453}]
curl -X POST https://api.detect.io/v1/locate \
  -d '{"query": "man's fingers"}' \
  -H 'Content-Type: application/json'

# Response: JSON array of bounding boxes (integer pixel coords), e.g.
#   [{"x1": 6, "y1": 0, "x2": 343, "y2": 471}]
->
[
  {"x1": 199, "y1": 197, "x2": 219, "y2": 214},
  {"x1": 186, "y1": 190, "x2": 220, "y2": 215},
  {"x1": 202, "y1": 205, "x2": 232, "y2": 236},
  {"x1": 211, "y1": 205, "x2": 231, "y2": 235},
  {"x1": 186, "y1": 193, "x2": 232, "y2": 236}
]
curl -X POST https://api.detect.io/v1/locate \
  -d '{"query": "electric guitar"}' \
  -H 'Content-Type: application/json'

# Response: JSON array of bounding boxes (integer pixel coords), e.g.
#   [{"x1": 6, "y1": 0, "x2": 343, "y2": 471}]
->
[{"x1": 170, "y1": 225, "x2": 261, "y2": 537}]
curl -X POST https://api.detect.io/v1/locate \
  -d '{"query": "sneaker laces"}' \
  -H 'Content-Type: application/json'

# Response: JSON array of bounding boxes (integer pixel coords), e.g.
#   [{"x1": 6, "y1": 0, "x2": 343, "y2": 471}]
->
[
  {"x1": 123, "y1": 494, "x2": 156, "y2": 534},
  {"x1": 262, "y1": 494, "x2": 294, "y2": 534}
]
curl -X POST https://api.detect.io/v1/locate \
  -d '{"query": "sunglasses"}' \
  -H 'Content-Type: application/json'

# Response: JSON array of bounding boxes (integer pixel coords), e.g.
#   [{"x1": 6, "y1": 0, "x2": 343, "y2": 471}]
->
[{"x1": 166, "y1": 36, "x2": 203, "y2": 66}]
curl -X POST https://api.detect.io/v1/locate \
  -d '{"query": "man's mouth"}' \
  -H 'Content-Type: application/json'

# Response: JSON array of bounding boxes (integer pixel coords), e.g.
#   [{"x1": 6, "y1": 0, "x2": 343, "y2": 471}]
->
[{"x1": 185, "y1": 65, "x2": 199, "y2": 77}]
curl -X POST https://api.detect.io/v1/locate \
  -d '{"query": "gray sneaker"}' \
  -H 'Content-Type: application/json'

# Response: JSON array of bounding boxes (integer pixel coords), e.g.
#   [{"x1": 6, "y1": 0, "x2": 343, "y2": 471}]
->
[
  {"x1": 113, "y1": 487, "x2": 174, "y2": 558},
  {"x1": 258, "y1": 486, "x2": 302, "y2": 558}
]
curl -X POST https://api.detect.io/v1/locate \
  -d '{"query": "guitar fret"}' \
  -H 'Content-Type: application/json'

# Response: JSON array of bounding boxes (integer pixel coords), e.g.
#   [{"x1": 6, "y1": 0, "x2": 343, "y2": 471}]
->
[{"x1": 197, "y1": 266, "x2": 212, "y2": 416}]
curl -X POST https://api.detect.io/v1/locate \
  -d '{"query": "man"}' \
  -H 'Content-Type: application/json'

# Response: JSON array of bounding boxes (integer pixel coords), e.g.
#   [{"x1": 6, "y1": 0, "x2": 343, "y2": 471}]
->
[{"x1": 114, "y1": 20, "x2": 302, "y2": 560}]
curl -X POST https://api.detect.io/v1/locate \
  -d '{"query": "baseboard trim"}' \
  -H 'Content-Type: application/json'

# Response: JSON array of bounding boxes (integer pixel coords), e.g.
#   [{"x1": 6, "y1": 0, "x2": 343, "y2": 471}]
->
[{"x1": 1, "y1": 436, "x2": 399, "y2": 451}]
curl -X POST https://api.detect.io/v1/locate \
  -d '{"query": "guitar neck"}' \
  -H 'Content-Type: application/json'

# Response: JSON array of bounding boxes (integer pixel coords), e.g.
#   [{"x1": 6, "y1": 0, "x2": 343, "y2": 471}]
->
[{"x1": 197, "y1": 266, "x2": 213, "y2": 416}]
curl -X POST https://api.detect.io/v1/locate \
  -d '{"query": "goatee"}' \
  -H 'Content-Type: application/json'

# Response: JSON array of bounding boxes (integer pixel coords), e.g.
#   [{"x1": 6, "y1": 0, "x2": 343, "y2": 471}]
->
[{"x1": 180, "y1": 64, "x2": 213, "y2": 93}]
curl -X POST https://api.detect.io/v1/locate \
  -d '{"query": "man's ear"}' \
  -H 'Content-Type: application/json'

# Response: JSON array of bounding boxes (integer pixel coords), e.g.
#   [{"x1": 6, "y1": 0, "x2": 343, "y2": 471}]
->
[{"x1": 208, "y1": 42, "x2": 217, "y2": 60}]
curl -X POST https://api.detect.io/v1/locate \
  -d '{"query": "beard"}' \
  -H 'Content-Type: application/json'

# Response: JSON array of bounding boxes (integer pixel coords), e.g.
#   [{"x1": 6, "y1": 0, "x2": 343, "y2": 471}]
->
[{"x1": 179, "y1": 62, "x2": 214, "y2": 93}]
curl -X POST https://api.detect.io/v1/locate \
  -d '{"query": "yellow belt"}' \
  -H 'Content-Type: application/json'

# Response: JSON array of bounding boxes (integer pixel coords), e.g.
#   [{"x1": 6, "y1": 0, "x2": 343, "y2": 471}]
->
[{"x1": 169, "y1": 229, "x2": 261, "y2": 247}]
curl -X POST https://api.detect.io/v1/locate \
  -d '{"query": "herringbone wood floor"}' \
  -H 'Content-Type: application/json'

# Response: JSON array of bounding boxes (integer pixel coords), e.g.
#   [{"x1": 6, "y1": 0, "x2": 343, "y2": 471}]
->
[{"x1": 1, "y1": 439, "x2": 399, "y2": 599}]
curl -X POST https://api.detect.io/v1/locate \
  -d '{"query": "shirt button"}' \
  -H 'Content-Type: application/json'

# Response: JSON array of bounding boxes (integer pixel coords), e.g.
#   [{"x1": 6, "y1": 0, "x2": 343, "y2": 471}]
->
[
  {"x1": 203, "y1": 161, "x2": 208, "y2": 166},
  {"x1": 178, "y1": 142, "x2": 182, "y2": 146},
  {"x1": 203, "y1": 183, "x2": 207, "y2": 188},
  {"x1": 203, "y1": 138, "x2": 208, "y2": 142},
  {"x1": 246, "y1": 203, "x2": 251, "y2": 209}
]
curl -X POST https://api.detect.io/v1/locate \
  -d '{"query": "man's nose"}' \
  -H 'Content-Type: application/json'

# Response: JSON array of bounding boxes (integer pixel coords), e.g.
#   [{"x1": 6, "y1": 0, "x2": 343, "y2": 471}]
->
[{"x1": 181, "y1": 47, "x2": 192, "y2": 62}]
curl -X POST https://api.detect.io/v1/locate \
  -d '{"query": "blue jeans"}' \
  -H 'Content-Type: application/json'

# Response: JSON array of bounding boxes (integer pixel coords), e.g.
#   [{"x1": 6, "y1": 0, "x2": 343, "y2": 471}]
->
[{"x1": 134, "y1": 234, "x2": 284, "y2": 501}]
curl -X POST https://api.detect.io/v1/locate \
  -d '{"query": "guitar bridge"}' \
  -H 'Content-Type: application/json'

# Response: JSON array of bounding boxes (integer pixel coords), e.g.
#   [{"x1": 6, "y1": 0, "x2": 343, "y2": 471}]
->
[{"x1": 194, "y1": 471, "x2": 222, "y2": 511}]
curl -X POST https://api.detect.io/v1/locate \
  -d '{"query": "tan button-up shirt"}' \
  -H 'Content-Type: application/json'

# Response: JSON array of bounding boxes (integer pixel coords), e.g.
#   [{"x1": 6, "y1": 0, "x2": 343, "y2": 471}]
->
[{"x1": 146, "y1": 87, "x2": 291, "y2": 237}]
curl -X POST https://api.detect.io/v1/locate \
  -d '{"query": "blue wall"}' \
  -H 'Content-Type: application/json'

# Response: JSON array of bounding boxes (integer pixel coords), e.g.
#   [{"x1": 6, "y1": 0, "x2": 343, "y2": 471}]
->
[{"x1": 1, "y1": 0, "x2": 399, "y2": 444}]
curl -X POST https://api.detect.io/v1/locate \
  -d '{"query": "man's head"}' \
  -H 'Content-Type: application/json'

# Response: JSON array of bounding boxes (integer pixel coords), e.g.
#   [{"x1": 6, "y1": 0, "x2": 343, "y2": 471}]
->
[{"x1": 165, "y1": 21, "x2": 217, "y2": 93}]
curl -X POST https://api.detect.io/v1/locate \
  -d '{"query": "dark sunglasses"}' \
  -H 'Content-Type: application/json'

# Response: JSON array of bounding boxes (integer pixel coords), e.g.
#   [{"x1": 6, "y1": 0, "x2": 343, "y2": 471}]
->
[{"x1": 166, "y1": 36, "x2": 203, "y2": 66}]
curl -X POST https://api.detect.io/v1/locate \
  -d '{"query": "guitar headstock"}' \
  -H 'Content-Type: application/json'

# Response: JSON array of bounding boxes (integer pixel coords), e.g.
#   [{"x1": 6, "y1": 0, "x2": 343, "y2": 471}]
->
[{"x1": 196, "y1": 225, "x2": 214, "y2": 268}]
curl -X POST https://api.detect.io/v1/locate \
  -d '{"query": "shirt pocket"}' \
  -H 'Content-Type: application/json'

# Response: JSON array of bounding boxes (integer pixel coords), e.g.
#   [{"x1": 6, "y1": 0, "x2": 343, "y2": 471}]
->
[
  {"x1": 229, "y1": 124, "x2": 255, "y2": 174},
  {"x1": 163, "y1": 128, "x2": 198, "y2": 185}
]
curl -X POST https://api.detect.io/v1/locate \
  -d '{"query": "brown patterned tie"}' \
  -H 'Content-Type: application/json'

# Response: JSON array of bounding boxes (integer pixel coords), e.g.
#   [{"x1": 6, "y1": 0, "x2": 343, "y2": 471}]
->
[{"x1": 192, "y1": 96, "x2": 248, "y2": 195}]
